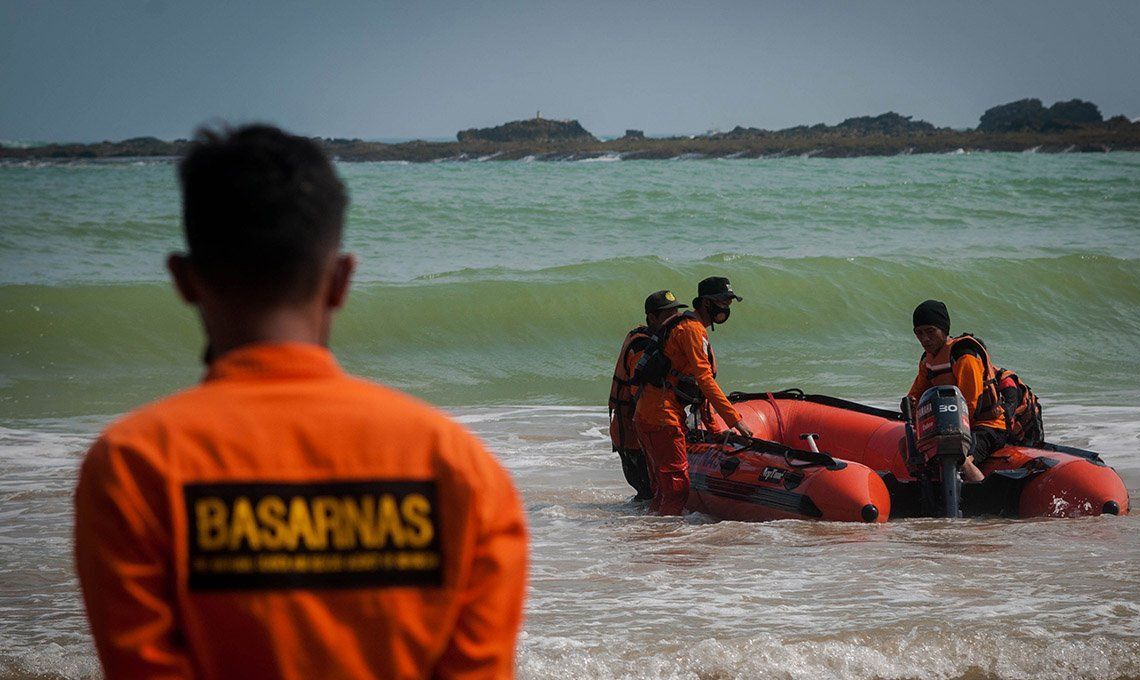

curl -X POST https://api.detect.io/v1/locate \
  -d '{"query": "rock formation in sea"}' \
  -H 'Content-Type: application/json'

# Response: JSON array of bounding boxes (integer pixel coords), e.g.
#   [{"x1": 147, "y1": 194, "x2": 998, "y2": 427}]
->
[
  {"x1": 709, "y1": 112, "x2": 941, "y2": 140},
  {"x1": 832, "y1": 112, "x2": 939, "y2": 135},
  {"x1": 4, "y1": 99, "x2": 1138, "y2": 162},
  {"x1": 456, "y1": 117, "x2": 597, "y2": 143},
  {"x1": 978, "y1": 98, "x2": 1104, "y2": 133}
]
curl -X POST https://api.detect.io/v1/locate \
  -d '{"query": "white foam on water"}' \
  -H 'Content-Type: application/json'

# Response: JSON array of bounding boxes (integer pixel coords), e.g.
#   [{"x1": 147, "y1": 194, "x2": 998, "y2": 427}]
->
[
  {"x1": 517, "y1": 630, "x2": 1140, "y2": 680},
  {"x1": 577, "y1": 153, "x2": 623, "y2": 163},
  {"x1": 0, "y1": 643, "x2": 100, "y2": 680}
]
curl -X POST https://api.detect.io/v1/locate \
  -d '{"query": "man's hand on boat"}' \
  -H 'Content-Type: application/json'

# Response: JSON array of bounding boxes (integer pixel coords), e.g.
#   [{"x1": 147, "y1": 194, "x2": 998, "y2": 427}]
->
[{"x1": 727, "y1": 421, "x2": 752, "y2": 440}]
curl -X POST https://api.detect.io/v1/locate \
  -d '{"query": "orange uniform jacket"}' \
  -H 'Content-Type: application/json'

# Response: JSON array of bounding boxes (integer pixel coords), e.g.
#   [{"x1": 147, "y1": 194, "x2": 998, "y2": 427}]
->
[
  {"x1": 907, "y1": 351, "x2": 1006, "y2": 430},
  {"x1": 633, "y1": 316, "x2": 740, "y2": 430},
  {"x1": 608, "y1": 328, "x2": 649, "y2": 451},
  {"x1": 75, "y1": 343, "x2": 528, "y2": 680}
]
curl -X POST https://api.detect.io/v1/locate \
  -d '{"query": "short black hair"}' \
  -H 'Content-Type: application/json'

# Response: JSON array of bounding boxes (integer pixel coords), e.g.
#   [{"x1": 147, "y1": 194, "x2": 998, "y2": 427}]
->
[{"x1": 178, "y1": 124, "x2": 348, "y2": 303}]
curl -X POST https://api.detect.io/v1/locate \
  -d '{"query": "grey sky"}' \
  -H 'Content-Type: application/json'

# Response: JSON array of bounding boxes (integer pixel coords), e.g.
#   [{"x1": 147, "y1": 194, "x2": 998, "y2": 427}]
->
[{"x1": 2, "y1": 0, "x2": 1138, "y2": 142}]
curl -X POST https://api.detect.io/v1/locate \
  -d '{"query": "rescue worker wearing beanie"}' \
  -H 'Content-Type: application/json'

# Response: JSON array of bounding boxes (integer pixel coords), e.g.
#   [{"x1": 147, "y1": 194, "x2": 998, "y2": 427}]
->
[
  {"x1": 906, "y1": 299, "x2": 1008, "y2": 482},
  {"x1": 608, "y1": 290, "x2": 687, "y2": 501},
  {"x1": 633, "y1": 277, "x2": 753, "y2": 515},
  {"x1": 74, "y1": 125, "x2": 527, "y2": 680}
]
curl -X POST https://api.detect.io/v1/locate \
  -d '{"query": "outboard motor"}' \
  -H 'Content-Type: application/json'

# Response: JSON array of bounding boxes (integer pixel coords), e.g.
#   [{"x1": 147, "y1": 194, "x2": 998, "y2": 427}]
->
[{"x1": 914, "y1": 386, "x2": 972, "y2": 518}]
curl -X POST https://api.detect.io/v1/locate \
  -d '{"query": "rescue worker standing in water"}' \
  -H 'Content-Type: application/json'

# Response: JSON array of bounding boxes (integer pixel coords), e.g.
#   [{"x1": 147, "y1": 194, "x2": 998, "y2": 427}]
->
[
  {"x1": 633, "y1": 277, "x2": 753, "y2": 515},
  {"x1": 906, "y1": 299, "x2": 1008, "y2": 482},
  {"x1": 609, "y1": 290, "x2": 687, "y2": 500},
  {"x1": 74, "y1": 125, "x2": 527, "y2": 679}
]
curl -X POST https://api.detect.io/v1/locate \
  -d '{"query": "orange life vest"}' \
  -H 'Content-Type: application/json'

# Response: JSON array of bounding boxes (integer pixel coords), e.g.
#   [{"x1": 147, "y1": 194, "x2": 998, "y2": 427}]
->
[
  {"x1": 609, "y1": 326, "x2": 651, "y2": 451},
  {"x1": 995, "y1": 369, "x2": 1045, "y2": 446},
  {"x1": 921, "y1": 333, "x2": 1004, "y2": 425}
]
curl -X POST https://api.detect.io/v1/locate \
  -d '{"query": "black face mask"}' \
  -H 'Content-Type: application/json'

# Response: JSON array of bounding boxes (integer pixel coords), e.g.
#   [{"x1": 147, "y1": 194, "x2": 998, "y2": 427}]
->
[{"x1": 707, "y1": 300, "x2": 731, "y2": 325}]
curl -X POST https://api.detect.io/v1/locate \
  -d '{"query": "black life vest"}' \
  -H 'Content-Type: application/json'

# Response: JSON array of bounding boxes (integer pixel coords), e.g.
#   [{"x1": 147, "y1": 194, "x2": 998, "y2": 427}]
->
[{"x1": 631, "y1": 312, "x2": 706, "y2": 406}]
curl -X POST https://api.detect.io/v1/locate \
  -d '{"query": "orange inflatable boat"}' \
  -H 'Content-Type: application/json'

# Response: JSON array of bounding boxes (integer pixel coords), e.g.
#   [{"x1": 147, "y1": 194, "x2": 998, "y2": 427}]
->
[
  {"x1": 686, "y1": 388, "x2": 1130, "y2": 520},
  {"x1": 687, "y1": 434, "x2": 890, "y2": 523}
]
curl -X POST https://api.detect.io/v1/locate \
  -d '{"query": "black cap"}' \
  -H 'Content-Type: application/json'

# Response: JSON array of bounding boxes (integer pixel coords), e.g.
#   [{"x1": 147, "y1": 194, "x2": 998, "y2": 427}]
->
[
  {"x1": 912, "y1": 299, "x2": 950, "y2": 333},
  {"x1": 697, "y1": 276, "x2": 742, "y2": 302},
  {"x1": 644, "y1": 289, "x2": 688, "y2": 314}
]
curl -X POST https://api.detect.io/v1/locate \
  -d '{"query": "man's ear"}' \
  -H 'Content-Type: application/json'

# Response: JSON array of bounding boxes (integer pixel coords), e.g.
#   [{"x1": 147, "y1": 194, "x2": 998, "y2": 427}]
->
[
  {"x1": 167, "y1": 253, "x2": 200, "y2": 304},
  {"x1": 327, "y1": 253, "x2": 356, "y2": 310}
]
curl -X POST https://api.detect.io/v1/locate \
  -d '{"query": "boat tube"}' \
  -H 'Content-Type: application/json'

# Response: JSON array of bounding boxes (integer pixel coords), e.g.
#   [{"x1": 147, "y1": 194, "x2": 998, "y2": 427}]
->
[
  {"x1": 686, "y1": 432, "x2": 890, "y2": 523},
  {"x1": 696, "y1": 388, "x2": 1131, "y2": 519}
]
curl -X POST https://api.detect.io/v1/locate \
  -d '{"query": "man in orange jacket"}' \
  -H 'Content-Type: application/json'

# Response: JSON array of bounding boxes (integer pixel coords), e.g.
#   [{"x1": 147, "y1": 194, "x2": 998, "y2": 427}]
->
[
  {"x1": 633, "y1": 277, "x2": 753, "y2": 515},
  {"x1": 609, "y1": 290, "x2": 687, "y2": 500},
  {"x1": 906, "y1": 299, "x2": 1008, "y2": 482},
  {"x1": 74, "y1": 125, "x2": 528, "y2": 680}
]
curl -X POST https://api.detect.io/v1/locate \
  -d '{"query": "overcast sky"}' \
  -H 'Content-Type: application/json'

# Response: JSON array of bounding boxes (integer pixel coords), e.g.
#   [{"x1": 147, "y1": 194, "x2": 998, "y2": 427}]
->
[{"x1": 2, "y1": 0, "x2": 1138, "y2": 142}]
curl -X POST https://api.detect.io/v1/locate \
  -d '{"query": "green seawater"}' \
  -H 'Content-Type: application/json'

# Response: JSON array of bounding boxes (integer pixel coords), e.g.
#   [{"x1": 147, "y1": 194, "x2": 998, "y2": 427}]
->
[
  {"x1": 2, "y1": 153, "x2": 1139, "y2": 419},
  {"x1": 4, "y1": 154, "x2": 1140, "y2": 680}
]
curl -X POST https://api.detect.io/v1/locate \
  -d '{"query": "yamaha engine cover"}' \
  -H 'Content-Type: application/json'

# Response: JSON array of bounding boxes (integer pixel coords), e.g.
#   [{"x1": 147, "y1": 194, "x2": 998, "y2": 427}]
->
[{"x1": 915, "y1": 386, "x2": 971, "y2": 463}]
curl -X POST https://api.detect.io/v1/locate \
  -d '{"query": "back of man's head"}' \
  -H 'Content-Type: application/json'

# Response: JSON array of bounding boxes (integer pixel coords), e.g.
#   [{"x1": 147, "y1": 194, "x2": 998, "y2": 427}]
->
[{"x1": 178, "y1": 125, "x2": 348, "y2": 304}]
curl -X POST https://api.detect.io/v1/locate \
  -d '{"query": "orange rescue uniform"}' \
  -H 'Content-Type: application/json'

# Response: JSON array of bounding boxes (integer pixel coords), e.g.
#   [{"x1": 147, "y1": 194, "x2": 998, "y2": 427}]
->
[
  {"x1": 75, "y1": 343, "x2": 528, "y2": 680},
  {"x1": 907, "y1": 339, "x2": 1006, "y2": 431},
  {"x1": 633, "y1": 315, "x2": 740, "y2": 514},
  {"x1": 608, "y1": 326, "x2": 650, "y2": 451},
  {"x1": 633, "y1": 315, "x2": 740, "y2": 431},
  {"x1": 608, "y1": 326, "x2": 654, "y2": 500}
]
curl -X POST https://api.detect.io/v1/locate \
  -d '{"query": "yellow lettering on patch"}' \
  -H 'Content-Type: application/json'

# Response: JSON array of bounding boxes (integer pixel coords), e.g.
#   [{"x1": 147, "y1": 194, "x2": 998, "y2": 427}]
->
[
  {"x1": 186, "y1": 481, "x2": 442, "y2": 589},
  {"x1": 227, "y1": 497, "x2": 261, "y2": 551},
  {"x1": 311, "y1": 496, "x2": 340, "y2": 550},
  {"x1": 289, "y1": 495, "x2": 324, "y2": 550},
  {"x1": 256, "y1": 496, "x2": 289, "y2": 550},
  {"x1": 375, "y1": 495, "x2": 407, "y2": 548},
  {"x1": 339, "y1": 496, "x2": 376, "y2": 550},
  {"x1": 401, "y1": 493, "x2": 435, "y2": 548},
  {"x1": 195, "y1": 498, "x2": 228, "y2": 551}
]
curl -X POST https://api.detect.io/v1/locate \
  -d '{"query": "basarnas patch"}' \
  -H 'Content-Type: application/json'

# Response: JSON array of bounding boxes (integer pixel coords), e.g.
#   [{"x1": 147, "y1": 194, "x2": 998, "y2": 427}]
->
[{"x1": 184, "y1": 479, "x2": 442, "y2": 590}]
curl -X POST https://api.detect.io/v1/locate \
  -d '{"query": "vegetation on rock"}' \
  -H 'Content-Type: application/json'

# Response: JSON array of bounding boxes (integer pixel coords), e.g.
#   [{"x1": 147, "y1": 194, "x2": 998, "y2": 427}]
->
[
  {"x1": 456, "y1": 117, "x2": 596, "y2": 143},
  {"x1": 978, "y1": 98, "x2": 1104, "y2": 133}
]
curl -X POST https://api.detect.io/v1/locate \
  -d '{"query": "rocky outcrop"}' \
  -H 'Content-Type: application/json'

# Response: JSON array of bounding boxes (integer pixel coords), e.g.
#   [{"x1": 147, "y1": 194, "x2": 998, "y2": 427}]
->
[
  {"x1": 979, "y1": 98, "x2": 1104, "y2": 133},
  {"x1": 456, "y1": 118, "x2": 597, "y2": 143},
  {"x1": 1045, "y1": 99, "x2": 1103, "y2": 130},
  {"x1": 978, "y1": 99, "x2": 1049, "y2": 132},
  {"x1": 709, "y1": 113, "x2": 937, "y2": 139},
  {"x1": 4, "y1": 100, "x2": 1138, "y2": 163},
  {"x1": 834, "y1": 112, "x2": 938, "y2": 135}
]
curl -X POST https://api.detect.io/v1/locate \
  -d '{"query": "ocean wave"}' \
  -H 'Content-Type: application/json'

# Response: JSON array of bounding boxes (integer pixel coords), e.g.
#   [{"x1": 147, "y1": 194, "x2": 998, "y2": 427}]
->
[{"x1": 2, "y1": 254, "x2": 1139, "y2": 415}]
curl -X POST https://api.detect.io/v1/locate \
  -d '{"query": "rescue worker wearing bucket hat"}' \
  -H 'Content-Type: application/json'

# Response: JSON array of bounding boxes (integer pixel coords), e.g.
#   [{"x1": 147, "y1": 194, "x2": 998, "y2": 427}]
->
[{"x1": 633, "y1": 277, "x2": 752, "y2": 515}]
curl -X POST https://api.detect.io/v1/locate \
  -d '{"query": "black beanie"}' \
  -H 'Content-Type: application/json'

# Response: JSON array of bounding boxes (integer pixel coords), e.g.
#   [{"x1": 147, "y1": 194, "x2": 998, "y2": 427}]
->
[{"x1": 912, "y1": 299, "x2": 950, "y2": 333}]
